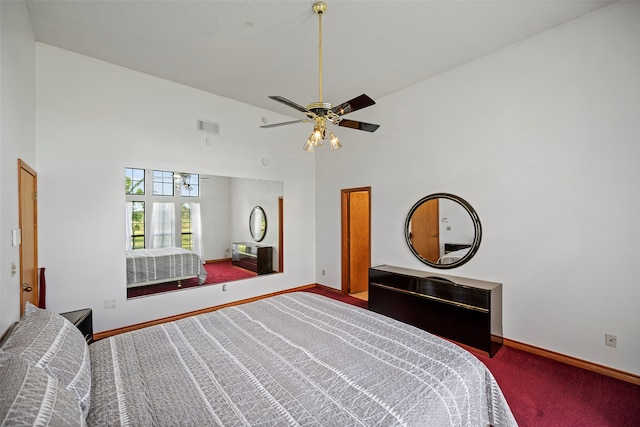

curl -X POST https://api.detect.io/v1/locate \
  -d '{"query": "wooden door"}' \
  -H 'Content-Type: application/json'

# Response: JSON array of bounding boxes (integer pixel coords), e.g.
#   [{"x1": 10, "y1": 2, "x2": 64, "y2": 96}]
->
[
  {"x1": 18, "y1": 159, "x2": 38, "y2": 315},
  {"x1": 341, "y1": 188, "x2": 371, "y2": 294},
  {"x1": 410, "y1": 198, "x2": 440, "y2": 263}
]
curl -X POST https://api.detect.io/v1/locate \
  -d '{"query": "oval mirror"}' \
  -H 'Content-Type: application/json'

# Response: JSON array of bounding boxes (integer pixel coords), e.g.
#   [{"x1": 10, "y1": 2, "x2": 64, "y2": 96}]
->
[
  {"x1": 404, "y1": 193, "x2": 481, "y2": 269},
  {"x1": 249, "y1": 206, "x2": 267, "y2": 242}
]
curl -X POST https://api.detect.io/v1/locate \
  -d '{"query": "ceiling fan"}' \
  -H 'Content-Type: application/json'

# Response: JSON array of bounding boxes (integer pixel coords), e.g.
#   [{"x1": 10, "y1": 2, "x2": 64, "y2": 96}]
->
[
  {"x1": 173, "y1": 172, "x2": 194, "y2": 190},
  {"x1": 260, "y1": 1, "x2": 380, "y2": 151},
  {"x1": 174, "y1": 172, "x2": 210, "y2": 191}
]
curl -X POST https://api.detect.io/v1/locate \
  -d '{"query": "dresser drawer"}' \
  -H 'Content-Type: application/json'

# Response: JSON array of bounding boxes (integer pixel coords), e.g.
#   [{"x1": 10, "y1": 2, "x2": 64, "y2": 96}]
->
[{"x1": 369, "y1": 265, "x2": 502, "y2": 357}]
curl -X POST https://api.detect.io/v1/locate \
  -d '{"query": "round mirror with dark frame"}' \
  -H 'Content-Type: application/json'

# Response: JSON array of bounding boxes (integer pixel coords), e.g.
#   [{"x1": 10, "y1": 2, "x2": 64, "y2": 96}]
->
[
  {"x1": 404, "y1": 193, "x2": 482, "y2": 269},
  {"x1": 249, "y1": 206, "x2": 267, "y2": 242}
]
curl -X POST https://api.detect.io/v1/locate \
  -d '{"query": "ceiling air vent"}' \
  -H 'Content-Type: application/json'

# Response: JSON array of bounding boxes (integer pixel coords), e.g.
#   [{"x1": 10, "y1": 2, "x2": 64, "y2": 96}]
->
[{"x1": 197, "y1": 120, "x2": 219, "y2": 135}]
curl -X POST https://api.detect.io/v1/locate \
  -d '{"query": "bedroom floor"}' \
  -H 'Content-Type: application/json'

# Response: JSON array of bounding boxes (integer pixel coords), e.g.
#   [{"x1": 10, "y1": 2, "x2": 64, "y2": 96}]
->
[{"x1": 349, "y1": 291, "x2": 368, "y2": 301}]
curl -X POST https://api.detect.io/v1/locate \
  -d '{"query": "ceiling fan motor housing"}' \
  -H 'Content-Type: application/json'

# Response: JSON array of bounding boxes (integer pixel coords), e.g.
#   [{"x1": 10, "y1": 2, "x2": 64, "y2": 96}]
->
[{"x1": 306, "y1": 101, "x2": 340, "y2": 123}]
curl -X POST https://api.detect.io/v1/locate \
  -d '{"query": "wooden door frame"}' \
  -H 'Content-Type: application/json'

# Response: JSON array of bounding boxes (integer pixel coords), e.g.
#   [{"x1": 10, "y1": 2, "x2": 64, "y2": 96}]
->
[
  {"x1": 18, "y1": 159, "x2": 38, "y2": 315},
  {"x1": 278, "y1": 196, "x2": 283, "y2": 273},
  {"x1": 341, "y1": 187, "x2": 371, "y2": 295}
]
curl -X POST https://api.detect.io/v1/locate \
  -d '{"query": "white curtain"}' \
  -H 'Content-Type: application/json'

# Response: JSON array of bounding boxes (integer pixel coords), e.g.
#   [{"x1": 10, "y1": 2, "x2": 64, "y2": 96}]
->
[
  {"x1": 190, "y1": 203, "x2": 205, "y2": 261},
  {"x1": 125, "y1": 202, "x2": 133, "y2": 250},
  {"x1": 151, "y1": 202, "x2": 175, "y2": 248}
]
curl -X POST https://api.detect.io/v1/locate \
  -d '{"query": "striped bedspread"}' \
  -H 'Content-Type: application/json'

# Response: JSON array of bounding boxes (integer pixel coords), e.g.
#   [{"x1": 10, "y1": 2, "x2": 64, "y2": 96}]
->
[
  {"x1": 88, "y1": 292, "x2": 517, "y2": 426},
  {"x1": 125, "y1": 247, "x2": 207, "y2": 287}
]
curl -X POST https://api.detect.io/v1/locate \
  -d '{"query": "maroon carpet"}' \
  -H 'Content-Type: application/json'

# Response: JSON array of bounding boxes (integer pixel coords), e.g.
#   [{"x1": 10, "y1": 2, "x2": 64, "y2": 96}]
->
[
  {"x1": 304, "y1": 286, "x2": 368, "y2": 309},
  {"x1": 127, "y1": 261, "x2": 256, "y2": 298},
  {"x1": 305, "y1": 287, "x2": 640, "y2": 427}
]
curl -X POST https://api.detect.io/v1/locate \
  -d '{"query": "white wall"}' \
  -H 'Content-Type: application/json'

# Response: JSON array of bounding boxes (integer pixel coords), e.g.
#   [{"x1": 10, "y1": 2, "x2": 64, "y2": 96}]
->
[
  {"x1": 315, "y1": 2, "x2": 640, "y2": 375},
  {"x1": 200, "y1": 175, "x2": 232, "y2": 260},
  {"x1": 0, "y1": 1, "x2": 35, "y2": 335},
  {"x1": 35, "y1": 44, "x2": 315, "y2": 333},
  {"x1": 230, "y1": 178, "x2": 282, "y2": 271}
]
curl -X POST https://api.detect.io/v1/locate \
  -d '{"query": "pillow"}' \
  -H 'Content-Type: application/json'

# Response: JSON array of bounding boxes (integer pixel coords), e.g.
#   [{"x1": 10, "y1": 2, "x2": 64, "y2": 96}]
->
[
  {"x1": 0, "y1": 350, "x2": 86, "y2": 426},
  {"x1": 1, "y1": 303, "x2": 91, "y2": 418}
]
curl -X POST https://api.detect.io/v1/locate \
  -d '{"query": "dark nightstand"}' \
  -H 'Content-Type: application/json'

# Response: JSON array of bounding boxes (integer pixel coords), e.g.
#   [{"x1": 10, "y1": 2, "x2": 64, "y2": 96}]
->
[{"x1": 60, "y1": 308, "x2": 93, "y2": 344}]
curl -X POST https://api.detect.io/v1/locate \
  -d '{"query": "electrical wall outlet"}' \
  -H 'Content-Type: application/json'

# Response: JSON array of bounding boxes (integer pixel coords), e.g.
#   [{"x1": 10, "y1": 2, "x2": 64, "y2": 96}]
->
[
  {"x1": 605, "y1": 333, "x2": 617, "y2": 348},
  {"x1": 104, "y1": 299, "x2": 117, "y2": 309}
]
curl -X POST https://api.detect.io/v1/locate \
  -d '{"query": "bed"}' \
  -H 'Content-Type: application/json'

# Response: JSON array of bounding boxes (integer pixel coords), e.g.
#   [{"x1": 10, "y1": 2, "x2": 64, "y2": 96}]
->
[
  {"x1": 438, "y1": 247, "x2": 471, "y2": 265},
  {"x1": 126, "y1": 247, "x2": 207, "y2": 288},
  {"x1": 0, "y1": 293, "x2": 517, "y2": 426}
]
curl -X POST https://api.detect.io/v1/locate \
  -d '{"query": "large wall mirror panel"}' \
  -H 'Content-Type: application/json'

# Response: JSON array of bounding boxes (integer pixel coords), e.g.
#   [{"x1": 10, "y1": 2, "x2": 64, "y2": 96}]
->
[
  {"x1": 125, "y1": 167, "x2": 283, "y2": 298},
  {"x1": 405, "y1": 193, "x2": 481, "y2": 269}
]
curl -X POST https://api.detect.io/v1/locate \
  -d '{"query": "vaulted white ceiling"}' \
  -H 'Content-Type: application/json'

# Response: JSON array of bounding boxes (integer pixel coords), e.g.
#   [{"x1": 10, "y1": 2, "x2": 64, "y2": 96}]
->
[{"x1": 25, "y1": 0, "x2": 615, "y2": 119}]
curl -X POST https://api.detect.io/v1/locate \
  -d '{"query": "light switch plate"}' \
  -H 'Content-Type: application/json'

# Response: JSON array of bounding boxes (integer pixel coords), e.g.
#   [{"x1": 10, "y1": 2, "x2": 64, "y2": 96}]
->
[{"x1": 11, "y1": 229, "x2": 21, "y2": 246}]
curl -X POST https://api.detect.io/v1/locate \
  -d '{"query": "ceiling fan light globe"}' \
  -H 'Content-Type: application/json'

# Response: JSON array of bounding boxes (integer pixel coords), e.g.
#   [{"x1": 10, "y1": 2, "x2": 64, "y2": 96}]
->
[
  {"x1": 311, "y1": 124, "x2": 325, "y2": 145},
  {"x1": 303, "y1": 137, "x2": 315, "y2": 152},
  {"x1": 330, "y1": 132, "x2": 342, "y2": 150}
]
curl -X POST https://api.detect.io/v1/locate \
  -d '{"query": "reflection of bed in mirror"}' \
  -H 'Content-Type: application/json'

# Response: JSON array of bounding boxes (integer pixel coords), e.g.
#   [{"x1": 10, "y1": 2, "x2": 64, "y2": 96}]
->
[
  {"x1": 438, "y1": 247, "x2": 471, "y2": 264},
  {"x1": 438, "y1": 242, "x2": 472, "y2": 264},
  {"x1": 126, "y1": 247, "x2": 207, "y2": 288}
]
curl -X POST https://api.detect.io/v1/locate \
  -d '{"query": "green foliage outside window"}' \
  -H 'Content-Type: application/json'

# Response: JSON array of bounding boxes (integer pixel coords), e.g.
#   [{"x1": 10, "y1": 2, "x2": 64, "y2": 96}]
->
[
  {"x1": 131, "y1": 201, "x2": 145, "y2": 249},
  {"x1": 181, "y1": 203, "x2": 193, "y2": 250},
  {"x1": 125, "y1": 167, "x2": 145, "y2": 195}
]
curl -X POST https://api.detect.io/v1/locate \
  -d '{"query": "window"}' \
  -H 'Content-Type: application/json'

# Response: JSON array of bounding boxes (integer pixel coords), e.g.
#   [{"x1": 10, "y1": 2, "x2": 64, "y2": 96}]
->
[
  {"x1": 182, "y1": 202, "x2": 204, "y2": 260},
  {"x1": 126, "y1": 168, "x2": 203, "y2": 252},
  {"x1": 130, "y1": 202, "x2": 145, "y2": 249},
  {"x1": 125, "y1": 167, "x2": 145, "y2": 195},
  {"x1": 150, "y1": 202, "x2": 175, "y2": 248},
  {"x1": 180, "y1": 174, "x2": 200, "y2": 198},
  {"x1": 126, "y1": 167, "x2": 146, "y2": 250},
  {"x1": 181, "y1": 203, "x2": 193, "y2": 250},
  {"x1": 153, "y1": 170, "x2": 174, "y2": 196}
]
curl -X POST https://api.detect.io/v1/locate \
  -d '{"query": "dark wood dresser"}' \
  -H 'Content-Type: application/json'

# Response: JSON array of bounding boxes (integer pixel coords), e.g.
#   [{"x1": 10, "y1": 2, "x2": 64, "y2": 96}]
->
[
  {"x1": 231, "y1": 242, "x2": 273, "y2": 275},
  {"x1": 369, "y1": 265, "x2": 502, "y2": 357}
]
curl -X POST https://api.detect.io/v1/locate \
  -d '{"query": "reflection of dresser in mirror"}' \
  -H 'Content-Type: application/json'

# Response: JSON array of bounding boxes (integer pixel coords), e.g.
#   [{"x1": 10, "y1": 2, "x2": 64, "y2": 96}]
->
[
  {"x1": 232, "y1": 242, "x2": 273, "y2": 275},
  {"x1": 444, "y1": 243, "x2": 472, "y2": 253}
]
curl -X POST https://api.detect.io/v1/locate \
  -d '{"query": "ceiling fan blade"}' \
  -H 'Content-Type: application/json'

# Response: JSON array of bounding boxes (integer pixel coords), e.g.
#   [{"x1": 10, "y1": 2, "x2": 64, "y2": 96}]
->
[
  {"x1": 268, "y1": 96, "x2": 312, "y2": 114},
  {"x1": 338, "y1": 119, "x2": 380, "y2": 133},
  {"x1": 331, "y1": 94, "x2": 376, "y2": 116},
  {"x1": 260, "y1": 119, "x2": 310, "y2": 129}
]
